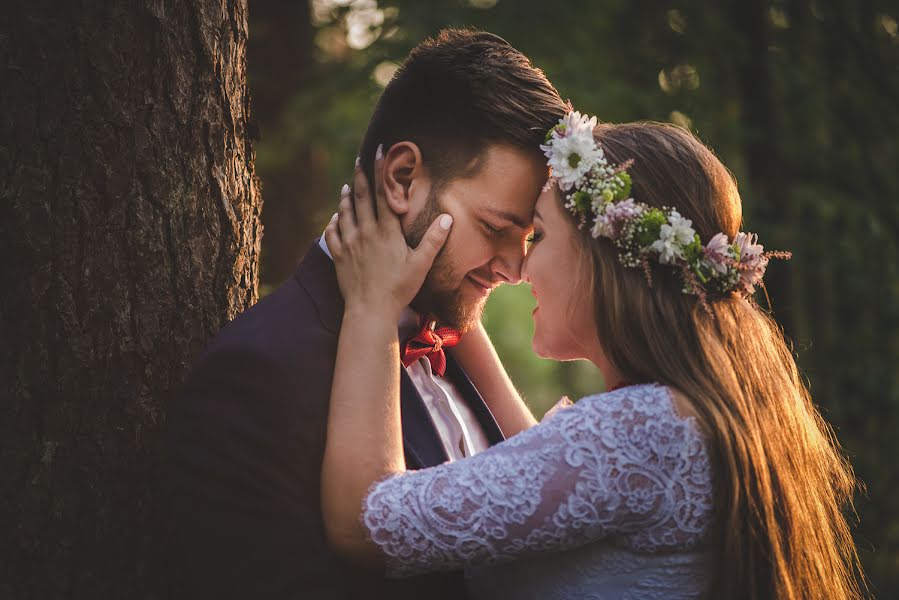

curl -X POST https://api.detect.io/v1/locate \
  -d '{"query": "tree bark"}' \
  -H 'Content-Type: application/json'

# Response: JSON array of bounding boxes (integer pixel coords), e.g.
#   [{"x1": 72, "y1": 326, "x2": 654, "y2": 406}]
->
[{"x1": 0, "y1": 1, "x2": 261, "y2": 597}]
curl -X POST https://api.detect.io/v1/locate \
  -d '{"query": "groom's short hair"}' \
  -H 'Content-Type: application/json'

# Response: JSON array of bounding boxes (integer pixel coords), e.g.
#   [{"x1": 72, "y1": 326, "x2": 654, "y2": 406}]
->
[{"x1": 359, "y1": 29, "x2": 567, "y2": 189}]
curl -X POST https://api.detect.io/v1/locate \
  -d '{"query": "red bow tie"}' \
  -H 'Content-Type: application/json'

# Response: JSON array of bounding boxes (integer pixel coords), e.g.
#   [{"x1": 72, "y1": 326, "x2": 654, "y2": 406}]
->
[{"x1": 401, "y1": 320, "x2": 462, "y2": 377}]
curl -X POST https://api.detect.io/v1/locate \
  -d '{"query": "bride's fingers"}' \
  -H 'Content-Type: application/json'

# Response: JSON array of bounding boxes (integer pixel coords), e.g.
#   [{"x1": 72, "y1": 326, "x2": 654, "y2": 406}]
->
[
  {"x1": 410, "y1": 214, "x2": 453, "y2": 277},
  {"x1": 372, "y1": 144, "x2": 393, "y2": 227},
  {"x1": 351, "y1": 159, "x2": 375, "y2": 227},
  {"x1": 324, "y1": 212, "x2": 342, "y2": 259},
  {"x1": 336, "y1": 185, "x2": 357, "y2": 240}
]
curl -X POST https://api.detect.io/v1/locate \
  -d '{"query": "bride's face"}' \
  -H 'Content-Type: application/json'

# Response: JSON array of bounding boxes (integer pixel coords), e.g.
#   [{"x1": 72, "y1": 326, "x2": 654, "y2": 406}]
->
[{"x1": 522, "y1": 187, "x2": 599, "y2": 362}]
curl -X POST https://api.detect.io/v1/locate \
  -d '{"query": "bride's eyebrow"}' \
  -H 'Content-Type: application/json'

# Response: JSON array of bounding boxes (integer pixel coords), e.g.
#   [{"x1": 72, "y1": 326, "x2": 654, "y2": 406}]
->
[{"x1": 482, "y1": 207, "x2": 528, "y2": 229}]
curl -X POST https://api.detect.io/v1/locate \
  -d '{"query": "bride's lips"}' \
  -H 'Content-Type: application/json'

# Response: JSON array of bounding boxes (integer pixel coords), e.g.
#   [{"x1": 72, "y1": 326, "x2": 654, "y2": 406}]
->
[{"x1": 531, "y1": 286, "x2": 539, "y2": 315}]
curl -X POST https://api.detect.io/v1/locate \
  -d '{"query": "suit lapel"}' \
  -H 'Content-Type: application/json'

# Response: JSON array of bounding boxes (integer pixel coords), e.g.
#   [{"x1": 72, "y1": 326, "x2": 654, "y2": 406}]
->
[
  {"x1": 444, "y1": 353, "x2": 506, "y2": 446},
  {"x1": 399, "y1": 369, "x2": 450, "y2": 469},
  {"x1": 294, "y1": 241, "x2": 450, "y2": 470},
  {"x1": 294, "y1": 241, "x2": 344, "y2": 335}
]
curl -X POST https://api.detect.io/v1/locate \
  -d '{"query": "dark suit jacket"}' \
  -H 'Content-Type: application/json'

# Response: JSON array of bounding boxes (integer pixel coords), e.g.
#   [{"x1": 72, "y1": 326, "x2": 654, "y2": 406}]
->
[{"x1": 168, "y1": 241, "x2": 505, "y2": 599}]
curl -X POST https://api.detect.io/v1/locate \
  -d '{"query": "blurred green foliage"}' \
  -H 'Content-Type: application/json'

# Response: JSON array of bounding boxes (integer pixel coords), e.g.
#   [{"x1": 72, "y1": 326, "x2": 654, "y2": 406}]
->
[{"x1": 251, "y1": 0, "x2": 899, "y2": 594}]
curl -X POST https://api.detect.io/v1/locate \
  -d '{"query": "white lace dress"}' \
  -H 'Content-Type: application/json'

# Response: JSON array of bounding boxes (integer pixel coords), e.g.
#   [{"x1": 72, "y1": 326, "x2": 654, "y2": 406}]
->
[{"x1": 362, "y1": 383, "x2": 715, "y2": 600}]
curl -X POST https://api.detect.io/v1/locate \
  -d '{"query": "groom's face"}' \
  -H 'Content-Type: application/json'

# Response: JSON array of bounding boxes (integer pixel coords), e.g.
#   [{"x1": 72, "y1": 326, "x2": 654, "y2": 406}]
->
[{"x1": 404, "y1": 144, "x2": 547, "y2": 332}]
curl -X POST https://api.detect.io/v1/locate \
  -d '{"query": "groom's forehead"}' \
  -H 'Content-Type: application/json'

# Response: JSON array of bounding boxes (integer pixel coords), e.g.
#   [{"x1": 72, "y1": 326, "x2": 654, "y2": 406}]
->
[{"x1": 464, "y1": 176, "x2": 540, "y2": 228}]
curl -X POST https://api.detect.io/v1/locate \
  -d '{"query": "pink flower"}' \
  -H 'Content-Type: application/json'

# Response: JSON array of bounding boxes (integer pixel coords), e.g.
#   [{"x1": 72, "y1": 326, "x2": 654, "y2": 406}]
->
[
  {"x1": 733, "y1": 232, "x2": 769, "y2": 292},
  {"x1": 702, "y1": 232, "x2": 732, "y2": 274},
  {"x1": 734, "y1": 232, "x2": 764, "y2": 263},
  {"x1": 591, "y1": 198, "x2": 641, "y2": 239}
]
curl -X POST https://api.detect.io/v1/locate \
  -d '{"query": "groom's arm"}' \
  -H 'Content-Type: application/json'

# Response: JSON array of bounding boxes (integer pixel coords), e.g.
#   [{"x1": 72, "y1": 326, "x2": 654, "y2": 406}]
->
[{"x1": 449, "y1": 322, "x2": 537, "y2": 437}]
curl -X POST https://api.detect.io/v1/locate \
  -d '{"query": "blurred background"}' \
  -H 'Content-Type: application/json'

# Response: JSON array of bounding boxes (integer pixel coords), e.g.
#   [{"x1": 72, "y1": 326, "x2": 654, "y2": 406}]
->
[{"x1": 247, "y1": 0, "x2": 898, "y2": 594}]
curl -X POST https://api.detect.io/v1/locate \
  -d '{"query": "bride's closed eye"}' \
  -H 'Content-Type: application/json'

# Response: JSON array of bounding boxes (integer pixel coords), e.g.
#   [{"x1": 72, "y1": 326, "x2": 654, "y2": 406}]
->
[{"x1": 526, "y1": 230, "x2": 544, "y2": 246}]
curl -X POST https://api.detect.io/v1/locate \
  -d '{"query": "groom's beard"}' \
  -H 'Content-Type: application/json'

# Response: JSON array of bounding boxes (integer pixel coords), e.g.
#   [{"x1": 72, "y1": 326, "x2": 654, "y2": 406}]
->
[{"x1": 405, "y1": 193, "x2": 487, "y2": 333}]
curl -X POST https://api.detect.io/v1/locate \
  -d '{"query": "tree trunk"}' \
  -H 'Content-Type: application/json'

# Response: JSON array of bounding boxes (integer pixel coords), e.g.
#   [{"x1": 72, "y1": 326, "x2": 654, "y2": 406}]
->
[{"x1": 0, "y1": 1, "x2": 261, "y2": 597}]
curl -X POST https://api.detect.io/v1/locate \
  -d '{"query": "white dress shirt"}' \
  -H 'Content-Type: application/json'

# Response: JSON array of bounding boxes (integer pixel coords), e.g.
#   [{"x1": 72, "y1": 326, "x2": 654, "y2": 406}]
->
[{"x1": 319, "y1": 235, "x2": 489, "y2": 461}]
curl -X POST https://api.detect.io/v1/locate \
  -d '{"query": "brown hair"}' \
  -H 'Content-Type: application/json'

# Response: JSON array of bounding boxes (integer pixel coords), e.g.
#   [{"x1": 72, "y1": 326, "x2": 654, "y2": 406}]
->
[
  {"x1": 358, "y1": 29, "x2": 567, "y2": 188},
  {"x1": 578, "y1": 122, "x2": 864, "y2": 599}
]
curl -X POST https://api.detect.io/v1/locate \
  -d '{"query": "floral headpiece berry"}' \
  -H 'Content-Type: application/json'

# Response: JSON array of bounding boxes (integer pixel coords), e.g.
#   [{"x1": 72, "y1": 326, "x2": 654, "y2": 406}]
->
[{"x1": 540, "y1": 111, "x2": 791, "y2": 306}]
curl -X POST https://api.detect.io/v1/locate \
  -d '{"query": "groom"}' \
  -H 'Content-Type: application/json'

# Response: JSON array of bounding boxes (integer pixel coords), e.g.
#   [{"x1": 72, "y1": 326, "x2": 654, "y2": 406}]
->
[{"x1": 168, "y1": 29, "x2": 566, "y2": 599}]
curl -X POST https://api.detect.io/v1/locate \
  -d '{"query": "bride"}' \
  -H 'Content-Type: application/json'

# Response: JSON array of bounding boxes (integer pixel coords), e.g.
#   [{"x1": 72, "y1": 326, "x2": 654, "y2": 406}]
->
[{"x1": 319, "y1": 115, "x2": 863, "y2": 599}]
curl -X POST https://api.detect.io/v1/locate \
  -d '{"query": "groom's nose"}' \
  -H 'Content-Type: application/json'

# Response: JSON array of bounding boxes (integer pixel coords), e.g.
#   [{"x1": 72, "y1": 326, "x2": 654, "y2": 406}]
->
[{"x1": 489, "y1": 239, "x2": 527, "y2": 285}]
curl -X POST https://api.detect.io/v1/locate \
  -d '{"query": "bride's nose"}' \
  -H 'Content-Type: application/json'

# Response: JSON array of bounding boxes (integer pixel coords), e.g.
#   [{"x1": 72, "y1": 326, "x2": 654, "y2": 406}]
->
[{"x1": 521, "y1": 252, "x2": 531, "y2": 284}]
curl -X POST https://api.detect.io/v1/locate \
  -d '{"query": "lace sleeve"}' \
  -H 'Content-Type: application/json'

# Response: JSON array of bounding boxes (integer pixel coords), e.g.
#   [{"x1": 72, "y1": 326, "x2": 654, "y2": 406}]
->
[{"x1": 362, "y1": 384, "x2": 714, "y2": 576}]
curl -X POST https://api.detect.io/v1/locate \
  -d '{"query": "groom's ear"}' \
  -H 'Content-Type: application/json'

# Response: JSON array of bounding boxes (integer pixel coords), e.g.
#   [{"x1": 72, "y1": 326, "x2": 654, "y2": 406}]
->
[{"x1": 382, "y1": 142, "x2": 429, "y2": 216}]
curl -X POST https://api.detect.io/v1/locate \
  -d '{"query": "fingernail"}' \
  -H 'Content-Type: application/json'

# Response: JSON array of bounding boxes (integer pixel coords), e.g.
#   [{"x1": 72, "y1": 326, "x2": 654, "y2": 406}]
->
[
  {"x1": 375, "y1": 144, "x2": 384, "y2": 160},
  {"x1": 439, "y1": 214, "x2": 453, "y2": 230},
  {"x1": 340, "y1": 183, "x2": 350, "y2": 195},
  {"x1": 331, "y1": 212, "x2": 338, "y2": 221},
  {"x1": 354, "y1": 156, "x2": 360, "y2": 168}
]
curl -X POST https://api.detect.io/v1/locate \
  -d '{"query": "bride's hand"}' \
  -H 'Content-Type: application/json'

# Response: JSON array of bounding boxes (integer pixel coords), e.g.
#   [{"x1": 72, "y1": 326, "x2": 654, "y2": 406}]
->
[{"x1": 325, "y1": 147, "x2": 453, "y2": 321}]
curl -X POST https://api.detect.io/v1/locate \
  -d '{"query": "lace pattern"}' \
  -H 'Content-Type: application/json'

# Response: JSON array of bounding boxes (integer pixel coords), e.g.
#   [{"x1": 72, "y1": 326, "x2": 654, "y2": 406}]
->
[{"x1": 362, "y1": 384, "x2": 714, "y2": 577}]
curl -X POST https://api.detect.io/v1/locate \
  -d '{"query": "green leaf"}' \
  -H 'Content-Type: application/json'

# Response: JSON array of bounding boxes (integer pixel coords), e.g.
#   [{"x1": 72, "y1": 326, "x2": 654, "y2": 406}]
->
[
  {"x1": 572, "y1": 190, "x2": 591, "y2": 212},
  {"x1": 634, "y1": 208, "x2": 666, "y2": 247},
  {"x1": 614, "y1": 171, "x2": 632, "y2": 200}
]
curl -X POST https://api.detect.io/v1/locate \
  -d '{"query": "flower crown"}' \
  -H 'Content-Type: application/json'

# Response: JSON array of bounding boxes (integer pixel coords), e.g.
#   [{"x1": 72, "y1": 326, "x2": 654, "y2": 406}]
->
[{"x1": 540, "y1": 111, "x2": 791, "y2": 304}]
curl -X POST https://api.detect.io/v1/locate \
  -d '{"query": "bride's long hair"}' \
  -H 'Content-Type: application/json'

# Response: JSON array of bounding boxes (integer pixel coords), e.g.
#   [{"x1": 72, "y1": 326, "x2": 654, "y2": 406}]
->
[{"x1": 577, "y1": 123, "x2": 864, "y2": 599}]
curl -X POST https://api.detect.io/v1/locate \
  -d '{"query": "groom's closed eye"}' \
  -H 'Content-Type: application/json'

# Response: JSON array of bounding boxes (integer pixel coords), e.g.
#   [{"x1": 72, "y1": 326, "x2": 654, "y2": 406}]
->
[
  {"x1": 481, "y1": 207, "x2": 529, "y2": 230},
  {"x1": 478, "y1": 209, "x2": 531, "y2": 243},
  {"x1": 481, "y1": 220, "x2": 507, "y2": 237}
]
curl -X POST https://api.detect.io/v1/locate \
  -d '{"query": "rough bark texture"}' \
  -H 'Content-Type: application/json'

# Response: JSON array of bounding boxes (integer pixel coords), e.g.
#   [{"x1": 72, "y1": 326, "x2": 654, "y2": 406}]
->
[{"x1": 0, "y1": 1, "x2": 261, "y2": 597}]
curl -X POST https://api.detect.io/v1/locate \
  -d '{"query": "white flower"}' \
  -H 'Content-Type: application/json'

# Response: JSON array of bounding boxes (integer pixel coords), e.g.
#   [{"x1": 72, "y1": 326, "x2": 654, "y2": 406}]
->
[
  {"x1": 540, "y1": 111, "x2": 603, "y2": 191},
  {"x1": 544, "y1": 130, "x2": 603, "y2": 191},
  {"x1": 559, "y1": 110, "x2": 598, "y2": 139},
  {"x1": 649, "y1": 211, "x2": 696, "y2": 264},
  {"x1": 650, "y1": 237, "x2": 682, "y2": 264},
  {"x1": 668, "y1": 211, "x2": 697, "y2": 244}
]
